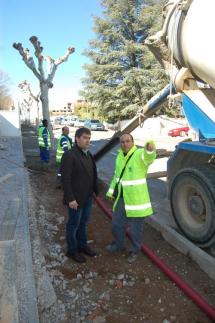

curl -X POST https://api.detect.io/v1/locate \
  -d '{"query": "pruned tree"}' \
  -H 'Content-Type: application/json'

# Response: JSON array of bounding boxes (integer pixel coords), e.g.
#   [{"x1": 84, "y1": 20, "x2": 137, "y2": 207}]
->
[
  {"x1": 19, "y1": 93, "x2": 34, "y2": 123},
  {"x1": 13, "y1": 36, "x2": 75, "y2": 129},
  {"x1": 18, "y1": 80, "x2": 40, "y2": 124},
  {"x1": 18, "y1": 80, "x2": 40, "y2": 103}
]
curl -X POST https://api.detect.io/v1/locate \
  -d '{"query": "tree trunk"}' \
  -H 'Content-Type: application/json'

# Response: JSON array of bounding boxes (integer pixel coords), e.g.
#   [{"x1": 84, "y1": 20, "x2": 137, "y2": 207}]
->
[
  {"x1": 40, "y1": 82, "x2": 50, "y2": 122},
  {"x1": 40, "y1": 82, "x2": 54, "y2": 140}
]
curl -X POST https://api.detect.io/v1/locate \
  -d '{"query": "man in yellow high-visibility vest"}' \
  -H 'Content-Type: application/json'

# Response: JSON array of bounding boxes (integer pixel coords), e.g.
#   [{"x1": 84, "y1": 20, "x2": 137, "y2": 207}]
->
[
  {"x1": 56, "y1": 126, "x2": 72, "y2": 188},
  {"x1": 106, "y1": 133, "x2": 156, "y2": 263},
  {"x1": 38, "y1": 119, "x2": 51, "y2": 169}
]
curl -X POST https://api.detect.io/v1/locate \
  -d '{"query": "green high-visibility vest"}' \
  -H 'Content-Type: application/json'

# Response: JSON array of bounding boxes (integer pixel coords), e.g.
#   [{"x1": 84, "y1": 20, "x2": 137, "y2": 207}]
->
[
  {"x1": 106, "y1": 144, "x2": 156, "y2": 217},
  {"x1": 38, "y1": 126, "x2": 51, "y2": 148},
  {"x1": 56, "y1": 135, "x2": 72, "y2": 164}
]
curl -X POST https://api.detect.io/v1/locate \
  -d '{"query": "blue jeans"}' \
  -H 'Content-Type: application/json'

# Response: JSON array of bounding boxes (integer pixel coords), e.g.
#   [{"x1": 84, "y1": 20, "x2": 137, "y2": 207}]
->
[
  {"x1": 112, "y1": 198, "x2": 144, "y2": 253},
  {"x1": 66, "y1": 195, "x2": 93, "y2": 254},
  {"x1": 39, "y1": 147, "x2": 50, "y2": 163}
]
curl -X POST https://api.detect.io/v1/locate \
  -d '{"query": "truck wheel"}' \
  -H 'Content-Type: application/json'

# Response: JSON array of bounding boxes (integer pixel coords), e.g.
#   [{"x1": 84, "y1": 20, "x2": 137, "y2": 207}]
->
[{"x1": 170, "y1": 166, "x2": 215, "y2": 247}]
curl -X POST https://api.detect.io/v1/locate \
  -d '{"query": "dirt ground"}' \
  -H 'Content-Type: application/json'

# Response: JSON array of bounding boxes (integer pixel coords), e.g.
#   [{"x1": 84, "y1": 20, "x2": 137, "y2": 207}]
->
[{"x1": 28, "y1": 163, "x2": 215, "y2": 323}]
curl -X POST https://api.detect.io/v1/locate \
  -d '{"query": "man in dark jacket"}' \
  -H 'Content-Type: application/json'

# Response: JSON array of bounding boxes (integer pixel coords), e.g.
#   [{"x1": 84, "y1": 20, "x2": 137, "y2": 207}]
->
[{"x1": 61, "y1": 127, "x2": 98, "y2": 263}]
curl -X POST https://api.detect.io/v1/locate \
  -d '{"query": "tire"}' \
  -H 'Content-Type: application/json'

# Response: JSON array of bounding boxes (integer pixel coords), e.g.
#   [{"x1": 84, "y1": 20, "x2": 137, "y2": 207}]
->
[
  {"x1": 170, "y1": 165, "x2": 215, "y2": 247},
  {"x1": 180, "y1": 130, "x2": 186, "y2": 136}
]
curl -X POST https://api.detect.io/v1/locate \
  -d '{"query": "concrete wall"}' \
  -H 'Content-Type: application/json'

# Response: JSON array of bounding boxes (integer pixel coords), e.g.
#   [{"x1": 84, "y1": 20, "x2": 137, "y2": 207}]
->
[{"x1": 0, "y1": 110, "x2": 21, "y2": 137}]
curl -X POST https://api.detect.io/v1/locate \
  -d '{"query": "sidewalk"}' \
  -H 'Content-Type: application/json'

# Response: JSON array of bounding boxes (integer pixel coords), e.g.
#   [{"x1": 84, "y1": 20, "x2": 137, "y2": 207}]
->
[{"x1": 0, "y1": 135, "x2": 39, "y2": 322}]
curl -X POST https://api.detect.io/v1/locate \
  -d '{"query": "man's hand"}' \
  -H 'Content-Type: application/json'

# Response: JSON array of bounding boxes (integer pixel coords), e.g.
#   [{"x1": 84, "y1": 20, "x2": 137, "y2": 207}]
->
[
  {"x1": 145, "y1": 142, "x2": 156, "y2": 152},
  {"x1": 69, "y1": 200, "x2": 79, "y2": 210}
]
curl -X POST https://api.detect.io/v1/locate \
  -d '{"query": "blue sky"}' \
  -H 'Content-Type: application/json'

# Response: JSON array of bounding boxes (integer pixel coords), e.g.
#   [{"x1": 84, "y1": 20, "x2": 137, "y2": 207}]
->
[{"x1": 1, "y1": 0, "x2": 102, "y2": 107}]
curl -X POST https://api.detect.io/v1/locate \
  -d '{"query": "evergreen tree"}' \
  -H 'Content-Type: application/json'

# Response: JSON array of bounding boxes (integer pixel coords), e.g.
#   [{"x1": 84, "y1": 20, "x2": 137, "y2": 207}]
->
[{"x1": 82, "y1": 0, "x2": 167, "y2": 123}]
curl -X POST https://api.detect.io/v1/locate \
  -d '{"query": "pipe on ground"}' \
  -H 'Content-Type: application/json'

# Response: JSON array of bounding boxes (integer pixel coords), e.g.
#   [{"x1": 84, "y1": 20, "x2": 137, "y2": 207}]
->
[{"x1": 94, "y1": 195, "x2": 215, "y2": 322}]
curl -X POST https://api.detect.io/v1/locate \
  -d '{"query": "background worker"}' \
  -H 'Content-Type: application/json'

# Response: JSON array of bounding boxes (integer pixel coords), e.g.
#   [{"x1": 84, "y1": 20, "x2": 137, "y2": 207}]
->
[
  {"x1": 106, "y1": 133, "x2": 156, "y2": 263},
  {"x1": 38, "y1": 119, "x2": 51, "y2": 169},
  {"x1": 56, "y1": 126, "x2": 72, "y2": 187},
  {"x1": 61, "y1": 127, "x2": 98, "y2": 263}
]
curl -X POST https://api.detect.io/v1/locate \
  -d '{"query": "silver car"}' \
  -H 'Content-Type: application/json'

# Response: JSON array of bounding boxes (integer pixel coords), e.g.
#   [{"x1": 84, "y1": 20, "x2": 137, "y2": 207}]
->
[{"x1": 84, "y1": 119, "x2": 105, "y2": 131}]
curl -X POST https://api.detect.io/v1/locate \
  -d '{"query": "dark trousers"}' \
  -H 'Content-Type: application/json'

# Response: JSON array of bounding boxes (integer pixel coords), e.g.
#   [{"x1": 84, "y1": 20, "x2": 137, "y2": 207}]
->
[
  {"x1": 112, "y1": 198, "x2": 144, "y2": 252},
  {"x1": 39, "y1": 147, "x2": 50, "y2": 163},
  {"x1": 66, "y1": 195, "x2": 93, "y2": 254}
]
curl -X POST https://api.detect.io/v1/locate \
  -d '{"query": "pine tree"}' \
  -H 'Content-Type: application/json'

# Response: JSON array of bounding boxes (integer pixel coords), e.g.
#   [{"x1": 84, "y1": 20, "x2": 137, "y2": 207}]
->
[{"x1": 82, "y1": 0, "x2": 167, "y2": 123}]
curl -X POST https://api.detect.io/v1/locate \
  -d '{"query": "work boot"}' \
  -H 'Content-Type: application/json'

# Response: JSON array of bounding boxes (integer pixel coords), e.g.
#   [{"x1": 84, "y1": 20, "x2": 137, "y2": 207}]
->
[
  {"x1": 66, "y1": 251, "x2": 86, "y2": 263},
  {"x1": 79, "y1": 245, "x2": 96, "y2": 257},
  {"x1": 127, "y1": 251, "x2": 138, "y2": 264},
  {"x1": 106, "y1": 242, "x2": 125, "y2": 253}
]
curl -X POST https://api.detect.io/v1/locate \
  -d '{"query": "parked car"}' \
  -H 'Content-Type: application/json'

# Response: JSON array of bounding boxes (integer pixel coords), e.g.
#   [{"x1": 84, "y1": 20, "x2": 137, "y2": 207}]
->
[
  {"x1": 84, "y1": 119, "x2": 105, "y2": 131},
  {"x1": 168, "y1": 126, "x2": 190, "y2": 137},
  {"x1": 69, "y1": 117, "x2": 78, "y2": 127},
  {"x1": 64, "y1": 116, "x2": 78, "y2": 126},
  {"x1": 74, "y1": 118, "x2": 86, "y2": 127},
  {"x1": 54, "y1": 116, "x2": 64, "y2": 125}
]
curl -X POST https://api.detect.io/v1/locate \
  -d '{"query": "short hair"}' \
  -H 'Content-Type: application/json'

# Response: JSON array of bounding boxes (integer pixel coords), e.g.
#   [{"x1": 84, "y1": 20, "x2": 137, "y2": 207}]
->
[
  {"x1": 62, "y1": 126, "x2": 68, "y2": 132},
  {"x1": 42, "y1": 119, "x2": 48, "y2": 126},
  {"x1": 120, "y1": 133, "x2": 134, "y2": 142},
  {"x1": 75, "y1": 127, "x2": 91, "y2": 138}
]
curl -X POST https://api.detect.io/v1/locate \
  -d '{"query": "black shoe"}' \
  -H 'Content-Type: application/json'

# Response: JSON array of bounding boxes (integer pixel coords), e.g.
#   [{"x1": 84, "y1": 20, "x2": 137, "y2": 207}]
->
[
  {"x1": 66, "y1": 251, "x2": 86, "y2": 263},
  {"x1": 79, "y1": 245, "x2": 96, "y2": 257}
]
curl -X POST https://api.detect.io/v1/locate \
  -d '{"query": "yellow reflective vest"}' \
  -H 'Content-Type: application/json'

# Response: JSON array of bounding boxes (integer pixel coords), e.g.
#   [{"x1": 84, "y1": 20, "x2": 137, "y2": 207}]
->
[
  {"x1": 38, "y1": 126, "x2": 51, "y2": 148},
  {"x1": 106, "y1": 144, "x2": 156, "y2": 217},
  {"x1": 56, "y1": 135, "x2": 72, "y2": 164}
]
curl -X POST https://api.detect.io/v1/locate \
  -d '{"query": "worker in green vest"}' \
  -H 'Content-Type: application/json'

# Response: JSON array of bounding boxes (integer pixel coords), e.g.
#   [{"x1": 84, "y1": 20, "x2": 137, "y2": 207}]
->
[
  {"x1": 56, "y1": 126, "x2": 72, "y2": 187},
  {"x1": 106, "y1": 133, "x2": 156, "y2": 263},
  {"x1": 38, "y1": 119, "x2": 51, "y2": 169}
]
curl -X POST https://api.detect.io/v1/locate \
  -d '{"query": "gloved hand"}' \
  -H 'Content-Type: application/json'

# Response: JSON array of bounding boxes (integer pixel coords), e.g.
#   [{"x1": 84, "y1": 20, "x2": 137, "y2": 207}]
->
[{"x1": 145, "y1": 141, "x2": 156, "y2": 152}]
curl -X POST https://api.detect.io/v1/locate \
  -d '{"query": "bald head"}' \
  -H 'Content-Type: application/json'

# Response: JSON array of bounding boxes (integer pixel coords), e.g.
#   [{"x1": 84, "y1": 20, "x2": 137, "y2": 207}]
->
[{"x1": 120, "y1": 133, "x2": 134, "y2": 153}]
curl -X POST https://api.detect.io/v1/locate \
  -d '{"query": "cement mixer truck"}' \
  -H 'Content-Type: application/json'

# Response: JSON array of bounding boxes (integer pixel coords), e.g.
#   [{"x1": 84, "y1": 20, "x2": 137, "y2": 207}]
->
[{"x1": 95, "y1": 0, "x2": 215, "y2": 248}]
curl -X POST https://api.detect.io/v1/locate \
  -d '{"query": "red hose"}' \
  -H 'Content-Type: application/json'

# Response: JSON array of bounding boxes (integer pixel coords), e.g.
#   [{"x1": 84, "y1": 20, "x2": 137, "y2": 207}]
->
[{"x1": 94, "y1": 195, "x2": 215, "y2": 321}]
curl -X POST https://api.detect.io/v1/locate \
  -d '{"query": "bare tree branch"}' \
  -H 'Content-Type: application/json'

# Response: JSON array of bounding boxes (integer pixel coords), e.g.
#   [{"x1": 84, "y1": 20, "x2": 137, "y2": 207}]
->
[
  {"x1": 29, "y1": 36, "x2": 45, "y2": 79},
  {"x1": 13, "y1": 42, "x2": 41, "y2": 80},
  {"x1": 18, "y1": 80, "x2": 40, "y2": 102},
  {"x1": 44, "y1": 56, "x2": 55, "y2": 72},
  {"x1": 13, "y1": 37, "x2": 75, "y2": 127},
  {"x1": 46, "y1": 47, "x2": 75, "y2": 84},
  {"x1": 55, "y1": 47, "x2": 75, "y2": 66}
]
